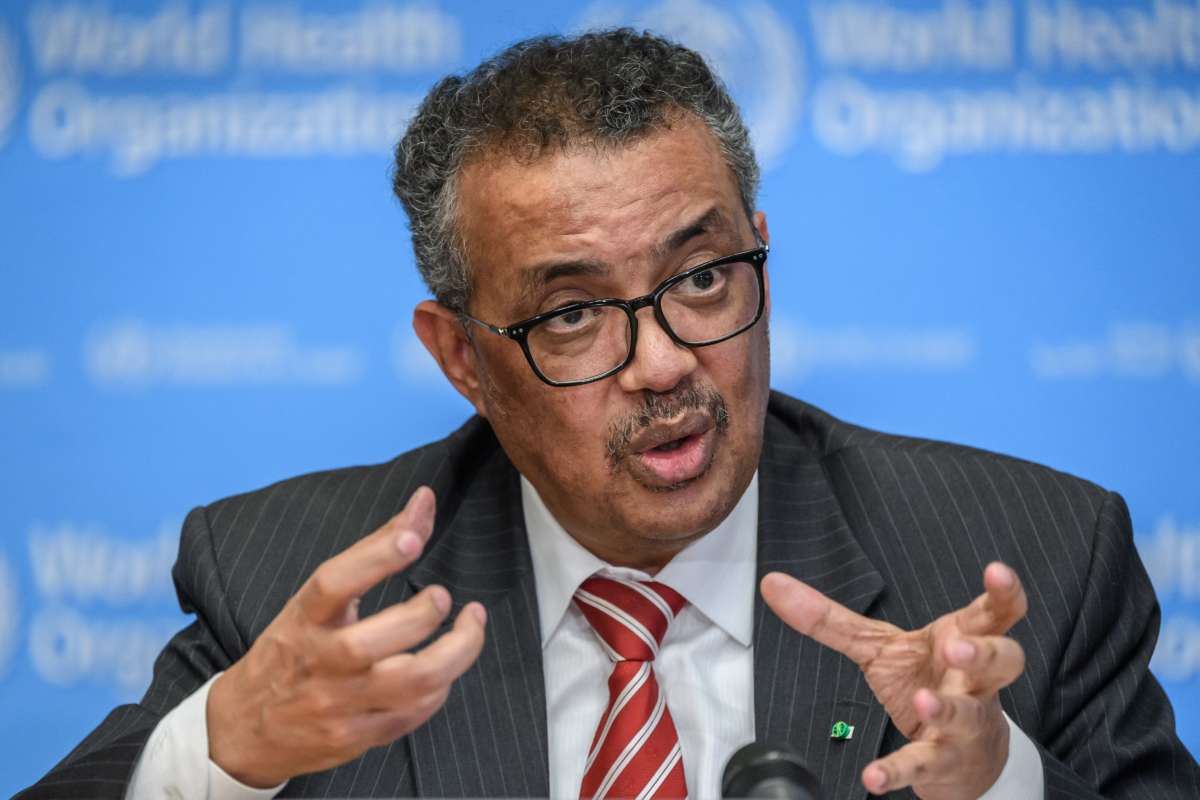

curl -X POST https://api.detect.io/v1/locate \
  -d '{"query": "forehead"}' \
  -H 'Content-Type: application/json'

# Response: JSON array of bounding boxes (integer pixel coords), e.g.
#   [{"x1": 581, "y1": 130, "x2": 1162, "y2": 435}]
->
[{"x1": 454, "y1": 118, "x2": 745, "y2": 307}]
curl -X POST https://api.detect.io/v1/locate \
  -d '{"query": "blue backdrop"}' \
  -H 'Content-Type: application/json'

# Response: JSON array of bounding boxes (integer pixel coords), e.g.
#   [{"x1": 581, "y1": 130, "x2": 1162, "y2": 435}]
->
[{"x1": 2, "y1": 0, "x2": 1198, "y2": 793}]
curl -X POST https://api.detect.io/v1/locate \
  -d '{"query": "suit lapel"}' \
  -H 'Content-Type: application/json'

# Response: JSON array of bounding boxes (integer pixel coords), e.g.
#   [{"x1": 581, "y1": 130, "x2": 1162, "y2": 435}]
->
[
  {"x1": 753, "y1": 410, "x2": 889, "y2": 800},
  {"x1": 404, "y1": 447, "x2": 551, "y2": 798}
]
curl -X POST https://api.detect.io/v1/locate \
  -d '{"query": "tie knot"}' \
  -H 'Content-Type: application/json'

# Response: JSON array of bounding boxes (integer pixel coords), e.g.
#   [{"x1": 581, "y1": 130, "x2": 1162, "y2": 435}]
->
[{"x1": 573, "y1": 575, "x2": 687, "y2": 662}]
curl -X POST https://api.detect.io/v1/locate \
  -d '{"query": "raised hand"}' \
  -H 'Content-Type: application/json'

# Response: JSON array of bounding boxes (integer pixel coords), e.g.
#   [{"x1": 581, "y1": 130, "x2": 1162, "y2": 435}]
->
[
  {"x1": 206, "y1": 486, "x2": 487, "y2": 788},
  {"x1": 761, "y1": 562, "x2": 1028, "y2": 800}
]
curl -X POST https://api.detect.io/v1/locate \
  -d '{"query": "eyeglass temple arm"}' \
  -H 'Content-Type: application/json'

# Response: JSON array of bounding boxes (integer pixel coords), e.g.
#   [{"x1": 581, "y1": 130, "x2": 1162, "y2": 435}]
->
[
  {"x1": 460, "y1": 313, "x2": 518, "y2": 340},
  {"x1": 754, "y1": 228, "x2": 769, "y2": 253}
]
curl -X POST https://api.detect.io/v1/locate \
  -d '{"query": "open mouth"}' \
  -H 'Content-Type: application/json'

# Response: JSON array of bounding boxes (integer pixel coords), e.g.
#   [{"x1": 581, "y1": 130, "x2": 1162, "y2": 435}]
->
[{"x1": 628, "y1": 420, "x2": 718, "y2": 489}]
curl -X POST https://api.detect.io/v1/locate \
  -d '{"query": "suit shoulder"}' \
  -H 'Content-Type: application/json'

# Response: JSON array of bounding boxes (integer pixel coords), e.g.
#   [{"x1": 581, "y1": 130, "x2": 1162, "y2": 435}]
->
[
  {"x1": 203, "y1": 417, "x2": 492, "y2": 519},
  {"x1": 767, "y1": 390, "x2": 1111, "y2": 517},
  {"x1": 185, "y1": 416, "x2": 501, "y2": 597},
  {"x1": 768, "y1": 392, "x2": 1127, "y2": 643}
]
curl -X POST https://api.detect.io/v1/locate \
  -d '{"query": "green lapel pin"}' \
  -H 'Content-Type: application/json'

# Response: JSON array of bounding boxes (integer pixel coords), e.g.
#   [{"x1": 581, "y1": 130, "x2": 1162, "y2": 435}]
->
[{"x1": 831, "y1": 720, "x2": 855, "y2": 740}]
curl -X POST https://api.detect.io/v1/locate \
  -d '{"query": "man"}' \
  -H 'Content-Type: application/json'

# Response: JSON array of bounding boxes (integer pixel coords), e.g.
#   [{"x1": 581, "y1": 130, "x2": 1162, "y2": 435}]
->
[{"x1": 20, "y1": 29, "x2": 1198, "y2": 800}]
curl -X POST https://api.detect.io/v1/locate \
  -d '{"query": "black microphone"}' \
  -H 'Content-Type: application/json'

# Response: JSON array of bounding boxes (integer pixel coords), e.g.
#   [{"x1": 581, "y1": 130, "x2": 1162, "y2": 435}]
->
[{"x1": 721, "y1": 742, "x2": 822, "y2": 799}]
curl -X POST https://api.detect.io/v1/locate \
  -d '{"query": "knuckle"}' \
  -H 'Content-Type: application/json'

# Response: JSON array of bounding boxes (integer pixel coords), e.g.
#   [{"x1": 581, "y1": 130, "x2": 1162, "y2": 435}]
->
[
  {"x1": 375, "y1": 715, "x2": 412, "y2": 748},
  {"x1": 416, "y1": 687, "x2": 450, "y2": 717},
  {"x1": 1010, "y1": 642, "x2": 1027, "y2": 676},
  {"x1": 321, "y1": 718, "x2": 356, "y2": 751},
  {"x1": 935, "y1": 741, "x2": 961, "y2": 773},
  {"x1": 421, "y1": 593, "x2": 448, "y2": 621},
  {"x1": 405, "y1": 660, "x2": 440, "y2": 693},
  {"x1": 309, "y1": 687, "x2": 338, "y2": 717},
  {"x1": 262, "y1": 631, "x2": 317, "y2": 681},
  {"x1": 1003, "y1": 642, "x2": 1032, "y2": 681},
  {"x1": 294, "y1": 647, "x2": 319, "y2": 681},
  {"x1": 336, "y1": 635, "x2": 369, "y2": 665},
  {"x1": 308, "y1": 567, "x2": 337, "y2": 602},
  {"x1": 386, "y1": 708, "x2": 423, "y2": 740}
]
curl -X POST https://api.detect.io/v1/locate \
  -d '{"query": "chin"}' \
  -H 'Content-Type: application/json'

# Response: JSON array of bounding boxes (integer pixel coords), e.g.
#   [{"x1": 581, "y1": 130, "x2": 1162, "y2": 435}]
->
[{"x1": 617, "y1": 462, "x2": 747, "y2": 541}]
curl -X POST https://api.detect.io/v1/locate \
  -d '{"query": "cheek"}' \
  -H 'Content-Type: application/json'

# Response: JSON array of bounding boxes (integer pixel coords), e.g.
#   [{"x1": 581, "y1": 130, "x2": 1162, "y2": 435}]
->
[
  {"x1": 485, "y1": 365, "x2": 613, "y2": 480},
  {"x1": 707, "y1": 328, "x2": 768, "y2": 403},
  {"x1": 700, "y1": 329, "x2": 771, "y2": 453}
]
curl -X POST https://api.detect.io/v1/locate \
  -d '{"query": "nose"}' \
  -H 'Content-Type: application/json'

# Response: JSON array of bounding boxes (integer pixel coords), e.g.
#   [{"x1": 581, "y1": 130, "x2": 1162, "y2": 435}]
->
[{"x1": 615, "y1": 307, "x2": 699, "y2": 394}]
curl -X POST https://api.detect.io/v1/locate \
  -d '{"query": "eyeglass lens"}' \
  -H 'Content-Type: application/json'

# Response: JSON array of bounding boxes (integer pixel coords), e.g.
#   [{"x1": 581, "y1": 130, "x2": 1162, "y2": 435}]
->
[{"x1": 525, "y1": 259, "x2": 761, "y2": 384}]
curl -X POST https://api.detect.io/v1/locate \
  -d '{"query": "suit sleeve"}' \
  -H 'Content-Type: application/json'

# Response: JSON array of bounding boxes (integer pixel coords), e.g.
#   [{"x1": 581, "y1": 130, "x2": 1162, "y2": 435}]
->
[
  {"x1": 1036, "y1": 491, "x2": 1200, "y2": 799},
  {"x1": 16, "y1": 505, "x2": 246, "y2": 799}
]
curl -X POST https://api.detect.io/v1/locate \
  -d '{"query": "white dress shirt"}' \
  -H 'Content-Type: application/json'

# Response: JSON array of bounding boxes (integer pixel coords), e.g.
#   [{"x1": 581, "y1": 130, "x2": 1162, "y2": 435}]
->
[
  {"x1": 128, "y1": 471, "x2": 1044, "y2": 799},
  {"x1": 523, "y1": 474, "x2": 759, "y2": 798}
]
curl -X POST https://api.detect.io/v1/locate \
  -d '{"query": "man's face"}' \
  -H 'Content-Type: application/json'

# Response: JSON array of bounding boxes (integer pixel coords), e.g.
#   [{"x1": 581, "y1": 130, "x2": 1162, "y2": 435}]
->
[{"x1": 450, "y1": 117, "x2": 771, "y2": 568}]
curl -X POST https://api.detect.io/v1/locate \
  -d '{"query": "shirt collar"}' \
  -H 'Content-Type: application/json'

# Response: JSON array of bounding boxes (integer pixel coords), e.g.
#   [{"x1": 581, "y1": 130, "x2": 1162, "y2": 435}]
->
[{"x1": 521, "y1": 472, "x2": 758, "y2": 648}]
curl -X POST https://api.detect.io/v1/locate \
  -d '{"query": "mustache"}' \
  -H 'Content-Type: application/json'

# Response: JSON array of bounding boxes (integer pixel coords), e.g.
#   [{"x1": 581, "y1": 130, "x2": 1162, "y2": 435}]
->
[{"x1": 606, "y1": 383, "x2": 729, "y2": 464}]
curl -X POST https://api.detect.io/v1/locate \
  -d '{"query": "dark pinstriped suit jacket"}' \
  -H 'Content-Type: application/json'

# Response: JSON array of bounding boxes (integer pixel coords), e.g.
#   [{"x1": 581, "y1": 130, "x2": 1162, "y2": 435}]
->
[{"x1": 21, "y1": 392, "x2": 1200, "y2": 798}]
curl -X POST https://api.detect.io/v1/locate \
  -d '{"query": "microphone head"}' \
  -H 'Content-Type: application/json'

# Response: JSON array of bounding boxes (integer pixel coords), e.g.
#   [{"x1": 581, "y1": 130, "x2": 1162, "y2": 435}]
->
[{"x1": 721, "y1": 741, "x2": 822, "y2": 799}]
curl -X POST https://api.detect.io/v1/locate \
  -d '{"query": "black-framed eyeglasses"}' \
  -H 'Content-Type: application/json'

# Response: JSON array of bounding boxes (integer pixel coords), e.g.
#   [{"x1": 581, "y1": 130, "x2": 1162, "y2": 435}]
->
[{"x1": 461, "y1": 243, "x2": 769, "y2": 387}]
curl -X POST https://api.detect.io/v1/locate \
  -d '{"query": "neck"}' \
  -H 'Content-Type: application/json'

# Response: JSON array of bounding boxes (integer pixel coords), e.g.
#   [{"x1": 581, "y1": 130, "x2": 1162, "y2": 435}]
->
[
  {"x1": 533, "y1": 492, "x2": 720, "y2": 574},
  {"x1": 564, "y1": 531, "x2": 702, "y2": 575}
]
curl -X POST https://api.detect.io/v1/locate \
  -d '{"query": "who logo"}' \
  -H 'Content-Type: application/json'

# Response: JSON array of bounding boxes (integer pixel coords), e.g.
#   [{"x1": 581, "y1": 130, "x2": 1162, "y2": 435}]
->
[
  {"x1": 0, "y1": 20, "x2": 19, "y2": 149},
  {"x1": 576, "y1": 0, "x2": 805, "y2": 169},
  {"x1": 0, "y1": 549, "x2": 19, "y2": 680}
]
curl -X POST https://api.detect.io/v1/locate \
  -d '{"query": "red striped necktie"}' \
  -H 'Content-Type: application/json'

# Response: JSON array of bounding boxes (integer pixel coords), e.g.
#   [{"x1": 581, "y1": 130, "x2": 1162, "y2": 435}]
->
[{"x1": 573, "y1": 575, "x2": 689, "y2": 800}]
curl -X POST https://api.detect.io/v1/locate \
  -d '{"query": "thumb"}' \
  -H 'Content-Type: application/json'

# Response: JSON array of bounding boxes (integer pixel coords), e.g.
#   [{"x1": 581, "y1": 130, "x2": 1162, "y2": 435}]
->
[
  {"x1": 394, "y1": 485, "x2": 436, "y2": 542},
  {"x1": 761, "y1": 571, "x2": 890, "y2": 666}
]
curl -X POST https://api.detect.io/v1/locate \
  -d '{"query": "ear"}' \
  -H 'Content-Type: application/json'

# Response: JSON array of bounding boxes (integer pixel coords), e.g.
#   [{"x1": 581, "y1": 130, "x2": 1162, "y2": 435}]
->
[
  {"x1": 753, "y1": 210, "x2": 771, "y2": 315},
  {"x1": 412, "y1": 300, "x2": 491, "y2": 418},
  {"x1": 753, "y1": 210, "x2": 770, "y2": 247}
]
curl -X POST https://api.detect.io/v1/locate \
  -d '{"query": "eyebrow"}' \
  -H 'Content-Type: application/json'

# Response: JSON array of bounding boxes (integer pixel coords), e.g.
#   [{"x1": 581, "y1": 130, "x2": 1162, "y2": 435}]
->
[
  {"x1": 516, "y1": 206, "x2": 736, "y2": 308},
  {"x1": 654, "y1": 206, "x2": 734, "y2": 259},
  {"x1": 517, "y1": 258, "x2": 609, "y2": 309}
]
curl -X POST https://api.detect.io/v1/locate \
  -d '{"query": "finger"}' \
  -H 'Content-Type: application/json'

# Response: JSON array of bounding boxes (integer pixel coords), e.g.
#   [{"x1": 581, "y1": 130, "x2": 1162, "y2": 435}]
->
[
  {"x1": 302, "y1": 684, "x2": 452, "y2": 764},
  {"x1": 955, "y1": 562, "x2": 1028, "y2": 636},
  {"x1": 353, "y1": 687, "x2": 452, "y2": 748},
  {"x1": 364, "y1": 602, "x2": 488, "y2": 708},
  {"x1": 912, "y1": 687, "x2": 990, "y2": 738},
  {"x1": 299, "y1": 487, "x2": 436, "y2": 624},
  {"x1": 325, "y1": 585, "x2": 453, "y2": 669},
  {"x1": 760, "y1": 572, "x2": 894, "y2": 666},
  {"x1": 943, "y1": 635, "x2": 1026, "y2": 692},
  {"x1": 862, "y1": 740, "x2": 956, "y2": 795}
]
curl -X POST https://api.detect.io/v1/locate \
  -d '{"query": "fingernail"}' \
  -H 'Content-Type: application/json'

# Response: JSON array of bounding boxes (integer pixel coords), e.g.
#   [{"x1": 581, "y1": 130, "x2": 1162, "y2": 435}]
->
[
  {"x1": 950, "y1": 639, "x2": 976, "y2": 663},
  {"x1": 864, "y1": 765, "x2": 887, "y2": 792},
  {"x1": 397, "y1": 531, "x2": 422, "y2": 557},
  {"x1": 410, "y1": 486, "x2": 434, "y2": 513},
  {"x1": 430, "y1": 586, "x2": 451, "y2": 614},
  {"x1": 761, "y1": 572, "x2": 788, "y2": 595},
  {"x1": 471, "y1": 603, "x2": 487, "y2": 625},
  {"x1": 998, "y1": 565, "x2": 1015, "y2": 588}
]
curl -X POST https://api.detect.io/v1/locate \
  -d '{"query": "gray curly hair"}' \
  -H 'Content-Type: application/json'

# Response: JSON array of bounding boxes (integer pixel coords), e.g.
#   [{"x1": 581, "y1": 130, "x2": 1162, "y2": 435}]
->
[{"x1": 392, "y1": 28, "x2": 761, "y2": 314}]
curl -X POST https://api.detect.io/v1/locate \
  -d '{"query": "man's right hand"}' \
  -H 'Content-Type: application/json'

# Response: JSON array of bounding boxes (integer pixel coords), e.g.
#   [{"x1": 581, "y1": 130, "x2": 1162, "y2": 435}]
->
[{"x1": 206, "y1": 486, "x2": 487, "y2": 788}]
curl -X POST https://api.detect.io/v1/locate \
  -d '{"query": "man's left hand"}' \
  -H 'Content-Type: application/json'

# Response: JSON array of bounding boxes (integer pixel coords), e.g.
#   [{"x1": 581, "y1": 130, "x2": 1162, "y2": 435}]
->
[{"x1": 761, "y1": 562, "x2": 1028, "y2": 800}]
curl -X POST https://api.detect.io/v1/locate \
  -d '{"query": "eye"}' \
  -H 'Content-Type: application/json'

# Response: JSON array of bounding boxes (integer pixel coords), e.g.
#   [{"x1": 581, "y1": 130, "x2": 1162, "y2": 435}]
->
[
  {"x1": 542, "y1": 306, "x2": 602, "y2": 335},
  {"x1": 689, "y1": 269, "x2": 716, "y2": 291},
  {"x1": 675, "y1": 265, "x2": 726, "y2": 296}
]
